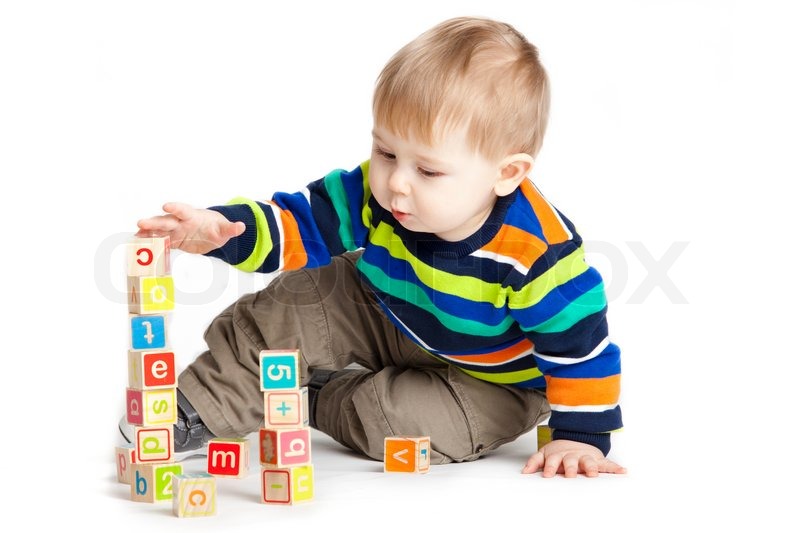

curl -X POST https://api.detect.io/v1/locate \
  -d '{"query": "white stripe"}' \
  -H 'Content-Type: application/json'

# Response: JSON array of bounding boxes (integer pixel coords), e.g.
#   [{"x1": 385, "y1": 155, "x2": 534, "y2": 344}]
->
[
  {"x1": 267, "y1": 202, "x2": 286, "y2": 271},
  {"x1": 470, "y1": 249, "x2": 528, "y2": 275},
  {"x1": 302, "y1": 187, "x2": 311, "y2": 204},
  {"x1": 534, "y1": 337, "x2": 610, "y2": 365},
  {"x1": 549, "y1": 403, "x2": 617, "y2": 413}
]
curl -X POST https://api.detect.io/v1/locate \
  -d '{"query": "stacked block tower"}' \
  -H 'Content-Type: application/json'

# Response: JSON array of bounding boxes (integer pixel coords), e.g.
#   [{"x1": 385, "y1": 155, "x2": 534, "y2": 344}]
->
[{"x1": 257, "y1": 350, "x2": 314, "y2": 504}]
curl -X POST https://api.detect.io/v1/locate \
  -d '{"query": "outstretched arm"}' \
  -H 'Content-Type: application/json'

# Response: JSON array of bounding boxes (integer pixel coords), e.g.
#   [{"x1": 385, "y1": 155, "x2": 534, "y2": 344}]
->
[{"x1": 136, "y1": 202, "x2": 245, "y2": 255}]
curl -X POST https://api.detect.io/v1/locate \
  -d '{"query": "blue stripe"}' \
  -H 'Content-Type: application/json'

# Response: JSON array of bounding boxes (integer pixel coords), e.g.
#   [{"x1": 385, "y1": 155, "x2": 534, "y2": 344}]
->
[
  {"x1": 549, "y1": 406, "x2": 622, "y2": 434},
  {"x1": 535, "y1": 343, "x2": 621, "y2": 378}
]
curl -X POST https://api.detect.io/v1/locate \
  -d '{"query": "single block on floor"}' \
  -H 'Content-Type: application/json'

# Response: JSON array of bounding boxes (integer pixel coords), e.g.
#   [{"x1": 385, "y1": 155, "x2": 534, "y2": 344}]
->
[
  {"x1": 207, "y1": 438, "x2": 249, "y2": 478},
  {"x1": 173, "y1": 474, "x2": 217, "y2": 517},
  {"x1": 384, "y1": 436, "x2": 431, "y2": 473}
]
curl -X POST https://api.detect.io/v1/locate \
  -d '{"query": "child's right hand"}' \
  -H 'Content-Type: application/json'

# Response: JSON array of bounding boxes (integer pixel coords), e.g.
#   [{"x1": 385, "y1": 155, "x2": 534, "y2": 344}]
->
[{"x1": 136, "y1": 202, "x2": 246, "y2": 255}]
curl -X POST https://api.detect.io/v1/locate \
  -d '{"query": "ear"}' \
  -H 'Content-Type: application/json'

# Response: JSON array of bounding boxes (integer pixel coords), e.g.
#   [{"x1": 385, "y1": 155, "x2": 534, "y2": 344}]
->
[{"x1": 494, "y1": 153, "x2": 534, "y2": 197}]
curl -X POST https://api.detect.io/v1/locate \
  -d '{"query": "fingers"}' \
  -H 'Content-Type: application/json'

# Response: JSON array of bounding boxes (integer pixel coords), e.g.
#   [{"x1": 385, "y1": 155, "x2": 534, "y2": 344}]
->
[
  {"x1": 521, "y1": 451, "x2": 544, "y2": 474},
  {"x1": 522, "y1": 452, "x2": 627, "y2": 478}
]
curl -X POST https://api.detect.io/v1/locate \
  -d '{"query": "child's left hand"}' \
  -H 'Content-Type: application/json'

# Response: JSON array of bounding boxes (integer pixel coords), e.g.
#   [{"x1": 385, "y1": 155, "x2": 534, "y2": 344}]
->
[{"x1": 522, "y1": 439, "x2": 627, "y2": 478}]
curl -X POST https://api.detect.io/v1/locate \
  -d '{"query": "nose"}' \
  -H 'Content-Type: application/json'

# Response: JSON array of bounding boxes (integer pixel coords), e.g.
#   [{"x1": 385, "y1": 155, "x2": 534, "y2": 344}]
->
[{"x1": 388, "y1": 167, "x2": 411, "y2": 195}]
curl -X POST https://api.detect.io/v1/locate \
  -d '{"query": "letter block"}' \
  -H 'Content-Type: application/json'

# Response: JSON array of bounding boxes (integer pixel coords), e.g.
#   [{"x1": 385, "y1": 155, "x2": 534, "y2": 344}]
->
[
  {"x1": 127, "y1": 236, "x2": 171, "y2": 277},
  {"x1": 259, "y1": 427, "x2": 311, "y2": 467},
  {"x1": 126, "y1": 387, "x2": 177, "y2": 426},
  {"x1": 115, "y1": 444, "x2": 135, "y2": 484},
  {"x1": 128, "y1": 276, "x2": 175, "y2": 314},
  {"x1": 264, "y1": 387, "x2": 309, "y2": 428},
  {"x1": 134, "y1": 425, "x2": 174, "y2": 463},
  {"x1": 384, "y1": 436, "x2": 431, "y2": 474},
  {"x1": 129, "y1": 314, "x2": 167, "y2": 350},
  {"x1": 207, "y1": 438, "x2": 250, "y2": 478},
  {"x1": 261, "y1": 465, "x2": 314, "y2": 505},
  {"x1": 131, "y1": 463, "x2": 183, "y2": 503},
  {"x1": 259, "y1": 350, "x2": 301, "y2": 391},
  {"x1": 173, "y1": 474, "x2": 217, "y2": 517},
  {"x1": 128, "y1": 350, "x2": 176, "y2": 389}
]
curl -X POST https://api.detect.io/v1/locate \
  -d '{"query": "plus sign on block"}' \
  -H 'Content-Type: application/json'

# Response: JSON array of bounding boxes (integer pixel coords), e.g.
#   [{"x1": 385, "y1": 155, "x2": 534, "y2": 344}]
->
[{"x1": 264, "y1": 388, "x2": 309, "y2": 428}]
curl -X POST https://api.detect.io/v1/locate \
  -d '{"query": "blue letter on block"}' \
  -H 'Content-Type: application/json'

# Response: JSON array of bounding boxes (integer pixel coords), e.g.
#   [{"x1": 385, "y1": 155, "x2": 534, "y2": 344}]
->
[
  {"x1": 130, "y1": 315, "x2": 166, "y2": 350},
  {"x1": 260, "y1": 353, "x2": 299, "y2": 391}
]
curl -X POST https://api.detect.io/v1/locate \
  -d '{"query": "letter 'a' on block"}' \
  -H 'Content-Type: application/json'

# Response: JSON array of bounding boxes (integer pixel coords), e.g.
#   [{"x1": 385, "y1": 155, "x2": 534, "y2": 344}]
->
[
  {"x1": 129, "y1": 314, "x2": 168, "y2": 350},
  {"x1": 173, "y1": 474, "x2": 217, "y2": 517},
  {"x1": 128, "y1": 350, "x2": 176, "y2": 389},
  {"x1": 259, "y1": 427, "x2": 311, "y2": 467},
  {"x1": 384, "y1": 436, "x2": 431, "y2": 473},
  {"x1": 261, "y1": 465, "x2": 314, "y2": 505},
  {"x1": 115, "y1": 444, "x2": 135, "y2": 484},
  {"x1": 134, "y1": 425, "x2": 174, "y2": 463},
  {"x1": 264, "y1": 387, "x2": 309, "y2": 428},
  {"x1": 130, "y1": 463, "x2": 183, "y2": 503},
  {"x1": 128, "y1": 275, "x2": 175, "y2": 314},
  {"x1": 126, "y1": 387, "x2": 177, "y2": 426},
  {"x1": 127, "y1": 236, "x2": 171, "y2": 277},
  {"x1": 259, "y1": 349, "x2": 301, "y2": 391},
  {"x1": 207, "y1": 438, "x2": 250, "y2": 478}
]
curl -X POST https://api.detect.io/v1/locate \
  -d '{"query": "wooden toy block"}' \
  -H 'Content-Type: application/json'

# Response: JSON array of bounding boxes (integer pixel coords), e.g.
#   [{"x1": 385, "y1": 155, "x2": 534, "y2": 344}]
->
[
  {"x1": 261, "y1": 465, "x2": 314, "y2": 505},
  {"x1": 115, "y1": 444, "x2": 135, "y2": 484},
  {"x1": 129, "y1": 314, "x2": 168, "y2": 350},
  {"x1": 536, "y1": 425, "x2": 553, "y2": 450},
  {"x1": 259, "y1": 427, "x2": 311, "y2": 467},
  {"x1": 384, "y1": 436, "x2": 431, "y2": 473},
  {"x1": 207, "y1": 438, "x2": 250, "y2": 478},
  {"x1": 126, "y1": 387, "x2": 177, "y2": 426},
  {"x1": 128, "y1": 275, "x2": 175, "y2": 314},
  {"x1": 128, "y1": 350, "x2": 176, "y2": 389},
  {"x1": 131, "y1": 463, "x2": 183, "y2": 503},
  {"x1": 134, "y1": 425, "x2": 174, "y2": 463},
  {"x1": 264, "y1": 387, "x2": 309, "y2": 428},
  {"x1": 172, "y1": 474, "x2": 217, "y2": 517},
  {"x1": 127, "y1": 236, "x2": 171, "y2": 277},
  {"x1": 259, "y1": 349, "x2": 301, "y2": 391}
]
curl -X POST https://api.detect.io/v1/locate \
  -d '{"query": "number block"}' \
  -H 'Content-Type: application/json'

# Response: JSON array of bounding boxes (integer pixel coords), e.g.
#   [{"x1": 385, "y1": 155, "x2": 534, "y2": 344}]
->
[
  {"x1": 128, "y1": 350, "x2": 176, "y2": 389},
  {"x1": 259, "y1": 350, "x2": 301, "y2": 391},
  {"x1": 131, "y1": 463, "x2": 183, "y2": 503},
  {"x1": 128, "y1": 276, "x2": 175, "y2": 314},
  {"x1": 173, "y1": 474, "x2": 217, "y2": 517},
  {"x1": 126, "y1": 387, "x2": 177, "y2": 426},
  {"x1": 259, "y1": 427, "x2": 311, "y2": 467},
  {"x1": 261, "y1": 465, "x2": 314, "y2": 505},
  {"x1": 129, "y1": 314, "x2": 168, "y2": 350},
  {"x1": 384, "y1": 436, "x2": 431, "y2": 474},
  {"x1": 264, "y1": 387, "x2": 309, "y2": 428},
  {"x1": 134, "y1": 425, "x2": 174, "y2": 463},
  {"x1": 115, "y1": 444, "x2": 135, "y2": 484},
  {"x1": 207, "y1": 438, "x2": 249, "y2": 478},
  {"x1": 127, "y1": 236, "x2": 171, "y2": 277}
]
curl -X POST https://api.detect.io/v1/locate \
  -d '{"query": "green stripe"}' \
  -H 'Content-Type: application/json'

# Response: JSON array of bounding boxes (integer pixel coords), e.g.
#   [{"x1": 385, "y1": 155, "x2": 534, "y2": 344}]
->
[
  {"x1": 358, "y1": 259, "x2": 515, "y2": 336},
  {"x1": 228, "y1": 197, "x2": 273, "y2": 272},
  {"x1": 322, "y1": 170, "x2": 356, "y2": 250},
  {"x1": 508, "y1": 247, "x2": 589, "y2": 309},
  {"x1": 360, "y1": 161, "x2": 373, "y2": 229},
  {"x1": 523, "y1": 283, "x2": 608, "y2": 334},
  {"x1": 458, "y1": 366, "x2": 543, "y2": 384}
]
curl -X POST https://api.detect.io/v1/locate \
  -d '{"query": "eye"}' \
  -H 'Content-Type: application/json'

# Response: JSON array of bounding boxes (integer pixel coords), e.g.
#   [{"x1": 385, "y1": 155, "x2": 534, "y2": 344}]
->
[
  {"x1": 374, "y1": 147, "x2": 396, "y2": 161},
  {"x1": 417, "y1": 167, "x2": 442, "y2": 178}
]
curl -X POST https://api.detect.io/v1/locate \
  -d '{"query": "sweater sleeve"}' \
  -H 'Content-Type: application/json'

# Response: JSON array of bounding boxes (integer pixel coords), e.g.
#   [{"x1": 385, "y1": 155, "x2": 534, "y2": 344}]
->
[{"x1": 204, "y1": 162, "x2": 371, "y2": 273}]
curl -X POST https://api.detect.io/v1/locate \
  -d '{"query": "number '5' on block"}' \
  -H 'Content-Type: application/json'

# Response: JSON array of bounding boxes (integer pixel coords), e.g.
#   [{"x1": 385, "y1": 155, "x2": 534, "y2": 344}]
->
[{"x1": 259, "y1": 350, "x2": 300, "y2": 391}]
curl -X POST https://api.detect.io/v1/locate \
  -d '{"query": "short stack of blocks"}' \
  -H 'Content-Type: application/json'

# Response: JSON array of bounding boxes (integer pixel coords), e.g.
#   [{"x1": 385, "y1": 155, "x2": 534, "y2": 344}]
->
[{"x1": 257, "y1": 350, "x2": 314, "y2": 505}]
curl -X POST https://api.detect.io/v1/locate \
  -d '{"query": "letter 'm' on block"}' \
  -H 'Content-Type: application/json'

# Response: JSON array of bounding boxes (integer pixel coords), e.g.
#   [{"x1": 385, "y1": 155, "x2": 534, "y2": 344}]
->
[
  {"x1": 384, "y1": 436, "x2": 431, "y2": 474},
  {"x1": 207, "y1": 438, "x2": 249, "y2": 478},
  {"x1": 127, "y1": 236, "x2": 171, "y2": 277},
  {"x1": 259, "y1": 350, "x2": 301, "y2": 391},
  {"x1": 173, "y1": 474, "x2": 217, "y2": 517},
  {"x1": 261, "y1": 465, "x2": 314, "y2": 505}
]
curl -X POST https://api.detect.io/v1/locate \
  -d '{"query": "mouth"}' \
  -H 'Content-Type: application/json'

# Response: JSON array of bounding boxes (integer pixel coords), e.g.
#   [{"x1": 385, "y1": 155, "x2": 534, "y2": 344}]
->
[{"x1": 392, "y1": 209, "x2": 410, "y2": 222}]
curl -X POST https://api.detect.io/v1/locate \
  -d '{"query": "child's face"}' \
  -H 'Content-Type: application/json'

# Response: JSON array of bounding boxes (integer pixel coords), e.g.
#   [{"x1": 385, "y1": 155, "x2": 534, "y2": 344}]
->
[{"x1": 369, "y1": 125, "x2": 503, "y2": 242}]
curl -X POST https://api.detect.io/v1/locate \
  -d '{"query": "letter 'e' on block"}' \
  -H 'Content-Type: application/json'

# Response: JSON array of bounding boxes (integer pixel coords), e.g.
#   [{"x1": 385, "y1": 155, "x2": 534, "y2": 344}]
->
[
  {"x1": 261, "y1": 465, "x2": 314, "y2": 505},
  {"x1": 115, "y1": 444, "x2": 135, "y2": 484},
  {"x1": 264, "y1": 387, "x2": 309, "y2": 428},
  {"x1": 129, "y1": 314, "x2": 168, "y2": 351},
  {"x1": 127, "y1": 236, "x2": 171, "y2": 277},
  {"x1": 130, "y1": 463, "x2": 183, "y2": 503},
  {"x1": 128, "y1": 350, "x2": 176, "y2": 389},
  {"x1": 128, "y1": 276, "x2": 175, "y2": 314},
  {"x1": 259, "y1": 349, "x2": 301, "y2": 391},
  {"x1": 126, "y1": 387, "x2": 177, "y2": 426},
  {"x1": 207, "y1": 438, "x2": 249, "y2": 478},
  {"x1": 384, "y1": 436, "x2": 431, "y2": 473},
  {"x1": 173, "y1": 474, "x2": 217, "y2": 517},
  {"x1": 134, "y1": 425, "x2": 174, "y2": 463},
  {"x1": 259, "y1": 427, "x2": 311, "y2": 467}
]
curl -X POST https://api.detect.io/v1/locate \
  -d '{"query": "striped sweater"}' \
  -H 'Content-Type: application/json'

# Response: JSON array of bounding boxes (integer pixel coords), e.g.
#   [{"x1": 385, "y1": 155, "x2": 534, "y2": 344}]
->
[{"x1": 207, "y1": 162, "x2": 623, "y2": 454}]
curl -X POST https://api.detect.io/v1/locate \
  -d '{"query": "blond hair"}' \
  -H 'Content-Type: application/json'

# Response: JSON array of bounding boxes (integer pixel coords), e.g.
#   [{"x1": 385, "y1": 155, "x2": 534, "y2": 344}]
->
[{"x1": 373, "y1": 17, "x2": 550, "y2": 160}]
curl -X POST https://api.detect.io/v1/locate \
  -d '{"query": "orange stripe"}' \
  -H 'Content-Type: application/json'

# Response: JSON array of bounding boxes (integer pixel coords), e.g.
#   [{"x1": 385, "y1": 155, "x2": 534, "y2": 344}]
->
[
  {"x1": 445, "y1": 339, "x2": 534, "y2": 365},
  {"x1": 519, "y1": 180, "x2": 569, "y2": 244},
  {"x1": 480, "y1": 224, "x2": 546, "y2": 270},
  {"x1": 275, "y1": 206, "x2": 308, "y2": 271},
  {"x1": 544, "y1": 374, "x2": 620, "y2": 406}
]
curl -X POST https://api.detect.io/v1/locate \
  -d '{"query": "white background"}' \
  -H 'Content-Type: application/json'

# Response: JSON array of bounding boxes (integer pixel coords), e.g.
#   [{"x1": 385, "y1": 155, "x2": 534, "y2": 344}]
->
[{"x1": 2, "y1": 0, "x2": 798, "y2": 530}]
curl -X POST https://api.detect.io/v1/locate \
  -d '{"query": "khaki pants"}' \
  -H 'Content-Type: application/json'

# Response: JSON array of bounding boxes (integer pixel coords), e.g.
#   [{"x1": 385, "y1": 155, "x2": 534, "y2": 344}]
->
[{"x1": 179, "y1": 252, "x2": 549, "y2": 464}]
